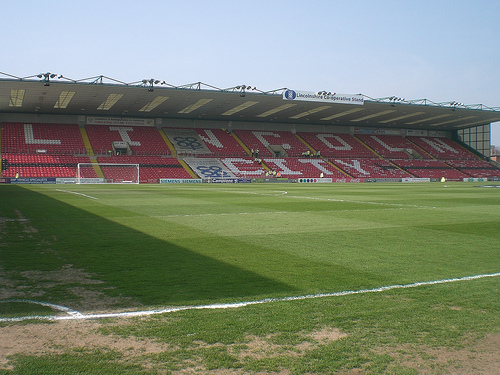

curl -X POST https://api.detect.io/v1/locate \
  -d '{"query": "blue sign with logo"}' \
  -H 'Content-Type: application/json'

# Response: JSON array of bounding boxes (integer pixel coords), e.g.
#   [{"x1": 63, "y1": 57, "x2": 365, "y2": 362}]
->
[{"x1": 283, "y1": 90, "x2": 297, "y2": 100}]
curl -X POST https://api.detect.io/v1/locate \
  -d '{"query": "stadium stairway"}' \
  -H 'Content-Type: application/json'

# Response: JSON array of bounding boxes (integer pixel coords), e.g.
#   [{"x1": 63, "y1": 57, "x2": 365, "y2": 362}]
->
[
  {"x1": 90, "y1": 158, "x2": 105, "y2": 179},
  {"x1": 158, "y1": 128, "x2": 178, "y2": 156},
  {"x1": 178, "y1": 159, "x2": 199, "y2": 178},
  {"x1": 406, "y1": 138, "x2": 440, "y2": 160},
  {"x1": 294, "y1": 133, "x2": 316, "y2": 154},
  {"x1": 324, "y1": 159, "x2": 354, "y2": 178},
  {"x1": 79, "y1": 127, "x2": 104, "y2": 178},
  {"x1": 79, "y1": 127, "x2": 95, "y2": 157},
  {"x1": 231, "y1": 131, "x2": 252, "y2": 156},
  {"x1": 353, "y1": 135, "x2": 385, "y2": 160}
]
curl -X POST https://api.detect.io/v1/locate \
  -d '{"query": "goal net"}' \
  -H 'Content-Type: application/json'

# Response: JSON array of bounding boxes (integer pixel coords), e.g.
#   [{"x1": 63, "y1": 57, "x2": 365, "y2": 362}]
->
[{"x1": 77, "y1": 163, "x2": 140, "y2": 184}]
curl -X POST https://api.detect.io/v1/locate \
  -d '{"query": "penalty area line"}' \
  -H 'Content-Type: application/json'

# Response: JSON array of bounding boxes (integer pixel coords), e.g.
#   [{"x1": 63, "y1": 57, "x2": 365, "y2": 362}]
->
[{"x1": 1, "y1": 272, "x2": 499, "y2": 323}]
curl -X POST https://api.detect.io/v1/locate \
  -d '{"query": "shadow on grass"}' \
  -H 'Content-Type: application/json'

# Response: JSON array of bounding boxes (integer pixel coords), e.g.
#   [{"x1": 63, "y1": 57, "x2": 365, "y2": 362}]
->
[{"x1": 0, "y1": 185, "x2": 297, "y2": 311}]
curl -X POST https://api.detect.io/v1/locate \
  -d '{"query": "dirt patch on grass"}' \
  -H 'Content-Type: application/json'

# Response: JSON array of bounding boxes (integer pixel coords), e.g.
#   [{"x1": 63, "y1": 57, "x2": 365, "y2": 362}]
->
[
  {"x1": 379, "y1": 333, "x2": 500, "y2": 374},
  {"x1": 0, "y1": 263, "x2": 135, "y2": 311},
  {"x1": 0, "y1": 319, "x2": 169, "y2": 371},
  {"x1": 310, "y1": 326, "x2": 348, "y2": 343},
  {"x1": 0, "y1": 322, "x2": 348, "y2": 372},
  {"x1": 0, "y1": 318, "x2": 498, "y2": 374},
  {"x1": 0, "y1": 211, "x2": 135, "y2": 311},
  {"x1": 229, "y1": 327, "x2": 348, "y2": 360}
]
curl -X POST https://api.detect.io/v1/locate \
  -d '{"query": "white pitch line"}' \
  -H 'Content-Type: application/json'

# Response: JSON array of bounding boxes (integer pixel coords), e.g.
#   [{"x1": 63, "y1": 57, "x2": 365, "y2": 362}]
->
[
  {"x1": 142, "y1": 207, "x2": 411, "y2": 220},
  {"x1": 107, "y1": 206, "x2": 414, "y2": 221},
  {"x1": 0, "y1": 299, "x2": 83, "y2": 318},
  {"x1": 282, "y1": 193, "x2": 436, "y2": 209},
  {"x1": 179, "y1": 187, "x2": 435, "y2": 209},
  {"x1": 1, "y1": 272, "x2": 498, "y2": 323},
  {"x1": 56, "y1": 189, "x2": 99, "y2": 200}
]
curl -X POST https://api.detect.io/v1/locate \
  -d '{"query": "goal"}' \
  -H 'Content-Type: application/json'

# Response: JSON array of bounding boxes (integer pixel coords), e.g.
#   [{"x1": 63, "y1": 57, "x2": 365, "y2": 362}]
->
[{"x1": 77, "y1": 163, "x2": 140, "y2": 184}]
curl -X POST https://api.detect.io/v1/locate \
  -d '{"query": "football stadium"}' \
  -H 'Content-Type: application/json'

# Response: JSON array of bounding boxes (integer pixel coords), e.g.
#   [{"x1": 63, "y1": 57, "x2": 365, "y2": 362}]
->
[{"x1": 0, "y1": 73, "x2": 499, "y2": 374}]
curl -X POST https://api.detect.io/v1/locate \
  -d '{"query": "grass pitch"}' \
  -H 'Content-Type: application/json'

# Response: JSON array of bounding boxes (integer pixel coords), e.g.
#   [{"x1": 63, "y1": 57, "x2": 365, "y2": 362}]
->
[{"x1": 0, "y1": 182, "x2": 499, "y2": 374}]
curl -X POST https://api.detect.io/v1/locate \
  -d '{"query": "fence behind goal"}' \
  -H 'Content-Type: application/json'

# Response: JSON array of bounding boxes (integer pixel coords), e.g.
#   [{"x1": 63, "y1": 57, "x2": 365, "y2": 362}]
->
[{"x1": 77, "y1": 163, "x2": 140, "y2": 184}]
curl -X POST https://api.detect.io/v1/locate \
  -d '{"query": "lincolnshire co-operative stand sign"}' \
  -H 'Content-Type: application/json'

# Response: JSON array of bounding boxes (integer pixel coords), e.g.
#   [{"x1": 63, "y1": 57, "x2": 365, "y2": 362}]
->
[{"x1": 283, "y1": 90, "x2": 364, "y2": 105}]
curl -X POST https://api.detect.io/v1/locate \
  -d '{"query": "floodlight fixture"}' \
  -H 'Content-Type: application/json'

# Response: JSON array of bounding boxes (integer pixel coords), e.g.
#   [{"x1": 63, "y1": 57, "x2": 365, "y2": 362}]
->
[
  {"x1": 389, "y1": 96, "x2": 405, "y2": 105},
  {"x1": 143, "y1": 78, "x2": 165, "y2": 91},
  {"x1": 38, "y1": 72, "x2": 59, "y2": 86}
]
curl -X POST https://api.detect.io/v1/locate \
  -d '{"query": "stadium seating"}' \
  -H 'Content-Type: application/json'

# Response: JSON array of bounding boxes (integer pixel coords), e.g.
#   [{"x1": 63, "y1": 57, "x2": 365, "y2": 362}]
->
[
  {"x1": 262, "y1": 158, "x2": 347, "y2": 178},
  {"x1": 219, "y1": 157, "x2": 267, "y2": 178},
  {"x1": 331, "y1": 158, "x2": 411, "y2": 179},
  {"x1": 234, "y1": 130, "x2": 310, "y2": 157},
  {"x1": 1, "y1": 122, "x2": 86, "y2": 154},
  {"x1": 407, "y1": 136, "x2": 478, "y2": 160},
  {"x1": 298, "y1": 132, "x2": 376, "y2": 158},
  {"x1": 444, "y1": 159, "x2": 500, "y2": 178},
  {"x1": 194, "y1": 129, "x2": 247, "y2": 157},
  {"x1": 1, "y1": 153, "x2": 92, "y2": 178},
  {"x1": 2, "y1": 122, "x2": 500, "y2": 182},
  {"x1": 95, "y1": 155, "x2": 193, "y2": 182},
  {"x1": 355, "y1": 134, "x2": 433, "y2": 159},
  {"x1": 391, "y1": 159, "x2": 469, "y2": 180},
  {"x1": 86, "y1": 125, "x2": 171, "y2": 155}
]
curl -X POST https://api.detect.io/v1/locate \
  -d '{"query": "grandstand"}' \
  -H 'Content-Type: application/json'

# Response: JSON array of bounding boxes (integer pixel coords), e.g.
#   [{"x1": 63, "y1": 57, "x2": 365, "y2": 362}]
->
[{"x1": 1, "y1": 73, "x2": 499, "y2": 183}]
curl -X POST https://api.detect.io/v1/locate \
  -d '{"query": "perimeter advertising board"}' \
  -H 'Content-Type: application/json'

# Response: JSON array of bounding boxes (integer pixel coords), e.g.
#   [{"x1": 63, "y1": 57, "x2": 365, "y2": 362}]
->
[
  {"x1": 6, "y1": 178, "x2": 56, "y2": 184},
  {"x1": 160, "y1": 179, "x2": 202, "y2": 184}
]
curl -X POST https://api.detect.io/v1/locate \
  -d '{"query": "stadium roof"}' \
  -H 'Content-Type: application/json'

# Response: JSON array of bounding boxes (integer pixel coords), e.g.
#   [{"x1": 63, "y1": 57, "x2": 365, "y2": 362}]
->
[{"x1": 1, "y1": 72, "x2": 500, "y2": 131}]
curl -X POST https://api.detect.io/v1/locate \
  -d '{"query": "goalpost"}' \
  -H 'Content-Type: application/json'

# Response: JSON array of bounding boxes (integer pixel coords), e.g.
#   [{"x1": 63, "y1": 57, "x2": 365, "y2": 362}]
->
[{"x1": 77, "y1": 163, "x2": 140, "y2": 184}]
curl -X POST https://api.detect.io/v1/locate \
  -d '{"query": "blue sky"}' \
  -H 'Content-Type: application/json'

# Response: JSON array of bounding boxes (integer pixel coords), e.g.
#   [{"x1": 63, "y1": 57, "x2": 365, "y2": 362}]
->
[{"x1": 3, "y1": 0, "x2": 500, "y2": 145}]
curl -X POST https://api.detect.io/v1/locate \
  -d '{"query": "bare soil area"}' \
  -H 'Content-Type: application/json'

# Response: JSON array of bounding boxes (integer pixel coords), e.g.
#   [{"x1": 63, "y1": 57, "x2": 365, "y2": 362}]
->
[{"x1": 0, "y1": 319, "x2": 498, "y2": 374}]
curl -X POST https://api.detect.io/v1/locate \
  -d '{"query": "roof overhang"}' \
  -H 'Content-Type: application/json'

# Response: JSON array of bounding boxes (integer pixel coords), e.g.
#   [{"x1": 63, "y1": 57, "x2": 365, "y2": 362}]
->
[{"x1": 1, "y1": 78, "x2": 499, "y2": 131}]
